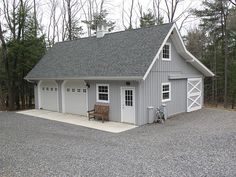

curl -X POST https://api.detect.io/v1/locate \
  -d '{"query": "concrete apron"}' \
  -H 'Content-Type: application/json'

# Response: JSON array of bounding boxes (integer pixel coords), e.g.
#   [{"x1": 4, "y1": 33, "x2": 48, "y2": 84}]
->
[{"x1": 16, "y1": 109, "x2": 137, "y2": 133}]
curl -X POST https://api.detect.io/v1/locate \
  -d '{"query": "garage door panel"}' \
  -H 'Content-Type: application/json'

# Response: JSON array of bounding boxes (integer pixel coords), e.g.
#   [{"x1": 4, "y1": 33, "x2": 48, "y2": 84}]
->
[
  {"x1": 64, "y1": 81, "x2": 87, "y2": 116},
  {"x1": 40, "y1": 81, "x2": 58, "y2": 111},
  {"x1": 187, "y1": 78, "x2": 202, "y2": 112}
]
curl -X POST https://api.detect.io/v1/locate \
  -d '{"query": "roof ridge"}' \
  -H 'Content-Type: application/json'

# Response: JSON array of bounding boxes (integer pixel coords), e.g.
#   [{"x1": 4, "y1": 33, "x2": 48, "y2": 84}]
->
[{"x1": 55, "y1": 22, "x2": 174, "y2": 45}]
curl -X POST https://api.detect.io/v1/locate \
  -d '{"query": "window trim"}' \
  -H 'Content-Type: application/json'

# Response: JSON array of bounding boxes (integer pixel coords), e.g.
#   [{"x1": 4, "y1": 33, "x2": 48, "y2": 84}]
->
[
  {"x1": 162, "y1": 82, "x2": 171, "y2": 102},
  {"x1": 96, "y1": 84, "x2": 110, "y2": 103},
  {"x1": 162, "y1": 42, "x2": 171, "y2": 61}
]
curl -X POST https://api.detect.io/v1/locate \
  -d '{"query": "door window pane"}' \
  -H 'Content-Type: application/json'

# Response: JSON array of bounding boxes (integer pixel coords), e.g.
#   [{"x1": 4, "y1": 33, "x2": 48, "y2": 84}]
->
[{"x1": 125, "y1": 90, "x2": 133, "y2": 106}]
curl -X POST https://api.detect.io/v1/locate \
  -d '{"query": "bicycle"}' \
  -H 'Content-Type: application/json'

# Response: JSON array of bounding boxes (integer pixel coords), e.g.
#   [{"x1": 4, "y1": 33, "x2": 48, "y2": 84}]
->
[{"x1": 154, "y1": 106, "x2": 165, "y2": 124}]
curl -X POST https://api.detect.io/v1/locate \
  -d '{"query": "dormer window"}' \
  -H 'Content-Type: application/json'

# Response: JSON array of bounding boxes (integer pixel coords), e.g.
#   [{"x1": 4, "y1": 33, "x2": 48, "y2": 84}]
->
[{"x1": 162, "y1": 43, "x2": 171, "y2": 61}]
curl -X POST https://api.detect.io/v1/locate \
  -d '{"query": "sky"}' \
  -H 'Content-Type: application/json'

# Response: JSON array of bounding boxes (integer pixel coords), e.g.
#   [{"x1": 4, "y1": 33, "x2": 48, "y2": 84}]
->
[
  {"x1": 0, "y1": 0, "x2": 204, "y2": 41},
  {"x1": 105, "y1": 0, "x2": 202, "y2": 33},
  {"x1": 34, "y1": 0, "x2": 204, "y2": 39}
]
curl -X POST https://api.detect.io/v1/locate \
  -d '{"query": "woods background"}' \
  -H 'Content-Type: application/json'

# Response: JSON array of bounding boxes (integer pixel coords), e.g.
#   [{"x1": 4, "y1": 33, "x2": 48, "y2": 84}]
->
[{"x1": 0, "y1": 0, "x2": 236, "y2": 111}]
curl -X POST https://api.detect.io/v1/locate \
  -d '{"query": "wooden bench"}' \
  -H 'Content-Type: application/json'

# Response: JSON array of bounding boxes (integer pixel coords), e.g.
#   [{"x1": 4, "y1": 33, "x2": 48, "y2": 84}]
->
[{"x1": 87, "y1": 104, "x2": 109, "y2": 123}]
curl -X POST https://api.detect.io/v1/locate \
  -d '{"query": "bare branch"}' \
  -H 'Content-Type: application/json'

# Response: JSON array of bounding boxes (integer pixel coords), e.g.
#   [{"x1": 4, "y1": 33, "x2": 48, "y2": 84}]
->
[{"x1": 229, "y1": 0, "x2": 236, "y2": 6}]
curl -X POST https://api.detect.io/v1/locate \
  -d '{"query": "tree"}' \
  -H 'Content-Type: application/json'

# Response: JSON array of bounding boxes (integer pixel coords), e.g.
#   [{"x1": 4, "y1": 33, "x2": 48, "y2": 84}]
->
[
  {"x1": 152, "y1": 0, "x2": 163, "y2": 25},
  {"x1": 0, "y1": 0, "x2": 46, "y2": 110},
  {"x1": 140, "y1": 9, "x2": 162, "y2": 28},
  {"x1": 122, "y1": 0, "x2": 135, "y2": 29},
  {"x1": 47, "y1": 0, "x2": 60, "y2": 46},
  {"x1": 83, "y1": 9, "x2": 115, "y2": 34},
  {"x1": 163, "y1": 0, "x2": 192, "y2": 30},
  {"x1": 193, "y1": 0, "x2": 232, "y2": 108},
  {"x1": 185, "y1": 28, "x2": 204, "y2": 59},
  {"x1": 63, "y1": 0, "x2": 84, "y2": 40},
  {"x1": 227, "y1": 7, "x2": 236, "y2": 108},
  {"x1": 229, "y1": 0, "x2": 236, "y2": 6}
]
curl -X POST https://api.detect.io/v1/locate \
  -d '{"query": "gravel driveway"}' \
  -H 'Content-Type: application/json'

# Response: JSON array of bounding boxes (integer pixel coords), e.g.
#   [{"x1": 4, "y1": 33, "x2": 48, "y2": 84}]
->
[{"x1": 0, "y1": 108, "x2": 236, "y2": 177}]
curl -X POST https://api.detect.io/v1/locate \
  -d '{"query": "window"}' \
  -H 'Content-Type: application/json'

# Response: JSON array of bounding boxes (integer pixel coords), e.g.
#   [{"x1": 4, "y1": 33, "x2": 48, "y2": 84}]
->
[
  {"x1": 42, "y1": 87, "x2": 45, "y2": 91},
  {"x1": 83, "y1": 89, "x2": 86, "y2": 93},
  {"x1": 96, "y1": 84, "x2": 109, "y2": 103},
  {"x1": 51, "y1": 88, "x2": 53, "y2": 91},
  {"x1": 125, "y1": 90, "x2": 133, "y2": 106},
  {"x1": 55, "y1": 88, "x2": 57, "y2": 91},
  {"x1": 46, "y1": 87, "x2": 49, "y2": 91},
  {"x1": 67, "y1": 88, "x2": 70, "y2": 92},
  {"x1": 72, "y1": 88, "x2": 75, "y2": 92},
  {"x1": 77, "y1": 89, "x2": 80, "y2": 92},
  {"x1": 162, "y1": 83, "x2": 171, "y2": 102},
  {"x1": 162, "y1": 43, "x2": 171, "y2": 61}
]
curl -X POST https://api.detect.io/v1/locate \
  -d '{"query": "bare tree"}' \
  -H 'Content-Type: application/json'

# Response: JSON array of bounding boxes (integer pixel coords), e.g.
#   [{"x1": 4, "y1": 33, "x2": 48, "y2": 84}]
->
[
  {"x1": 33, "y1": 0, "x2": 37, "y2": 37},
  {"x1": 47, "y1": 0, "x2": 60, "y2": 46},
  {"x1": 153, "y1": 0, "x2": 163, "y2": 24},
  {"x1": 129, "y1": 0, "x2": 135, "y2": 29},
  {"x1": 163, "y1": 0, "x2": 192, "y2": 30},
  {"x1": 122, "y1": 0, "x2": 135, "y2": 29},
  {"x1": 229, "y1": 0, "x2": 236, "y2": 6}
]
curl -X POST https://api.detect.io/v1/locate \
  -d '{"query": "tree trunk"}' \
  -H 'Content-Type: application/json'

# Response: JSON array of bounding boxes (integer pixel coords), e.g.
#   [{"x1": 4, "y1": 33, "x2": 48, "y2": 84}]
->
[
  {"x1": 67, "y1": 0, "x2": 72, "y2": 40},
  {"x1": 8, "y1": 85, "x2": 15, "y2": 110},
  {"x1": 29, "y1": 86, "x2": 33, "y2": 108}
]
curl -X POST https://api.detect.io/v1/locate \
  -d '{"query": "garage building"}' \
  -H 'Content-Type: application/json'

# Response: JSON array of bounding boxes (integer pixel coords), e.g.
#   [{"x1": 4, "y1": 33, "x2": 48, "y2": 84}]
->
[{"x1": 25, "y1": 23, "x2": 214, "y2": 125}]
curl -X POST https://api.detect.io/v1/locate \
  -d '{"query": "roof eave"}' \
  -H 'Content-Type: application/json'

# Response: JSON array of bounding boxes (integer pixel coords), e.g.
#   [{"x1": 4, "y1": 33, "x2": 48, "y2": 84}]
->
[{"x1": 25, "y1": 76, "x2": 143, "y2": 81}]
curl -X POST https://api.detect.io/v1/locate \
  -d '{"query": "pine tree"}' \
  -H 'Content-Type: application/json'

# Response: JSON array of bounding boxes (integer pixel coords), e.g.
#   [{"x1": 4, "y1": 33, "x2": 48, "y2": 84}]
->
[
  {"x1": 140, "y1": 9, "x2": 163, "y2": 28},
  {"x1": 83, "y1": 10, "x2": 115, "y2": 34}
]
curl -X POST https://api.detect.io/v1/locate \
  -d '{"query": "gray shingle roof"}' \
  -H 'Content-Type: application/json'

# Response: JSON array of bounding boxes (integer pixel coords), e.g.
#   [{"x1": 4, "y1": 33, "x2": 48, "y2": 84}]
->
[{"x1": 25, "y1": 23, "x2": 174, "y2": 80}]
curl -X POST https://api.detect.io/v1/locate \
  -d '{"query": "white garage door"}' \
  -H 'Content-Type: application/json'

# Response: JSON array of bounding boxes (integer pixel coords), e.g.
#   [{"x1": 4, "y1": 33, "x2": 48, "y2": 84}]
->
[
  {"x1": 40, "y1": 81, "x2": 58, "y2": 111},
  {"x1": 63, "y1": 81, "x2": 87, "y2": 116},
  {"x1": 187, "y1": 78, "x2": 202, "y2": 112}
]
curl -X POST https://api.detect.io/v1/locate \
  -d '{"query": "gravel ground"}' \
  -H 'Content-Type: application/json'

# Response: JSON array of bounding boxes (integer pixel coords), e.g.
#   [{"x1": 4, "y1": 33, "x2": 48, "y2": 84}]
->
[{"x1": 0, "y1": 108, "x2": 236, "y2": 177}]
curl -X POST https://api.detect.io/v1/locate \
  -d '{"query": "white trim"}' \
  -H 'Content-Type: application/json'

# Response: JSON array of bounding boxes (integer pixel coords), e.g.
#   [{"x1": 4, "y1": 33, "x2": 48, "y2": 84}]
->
[
  {"x1": 162, "y1": 42, "x2": 171, "y2": 61},
  {"x1": 120, "y1": 87, "x2": 122, "y2": 122},
  {"x1": 120, "y1": 87, "x2": 136, "y2": 124},
  {"x1": 173, "y1": 24, "x2": 215, "y2": 77},
  {"x1": 56, "y1": 81, "x2": 59, "y2": 112},
  {"x1": 96, "y1": 84, "x2": 110, "y2": 103},
  {"x1": 37, "y1": 80, "x2": 42, "y2": 109},
  {"x1": 86, "y1": 86, "x2": 89, "y2": 114},
  {"x1": 61, "y1": 80, "x2": 66, "y2": 113},
  {"x1": 161, "y1": 82, "x2": 171, "y2": 102},
  {"x1": 143, "y1": 24, "x2": 175, "y2": 80},
  {"x1": 187, "y1": 78, "x2": 202, "y2": 112}
]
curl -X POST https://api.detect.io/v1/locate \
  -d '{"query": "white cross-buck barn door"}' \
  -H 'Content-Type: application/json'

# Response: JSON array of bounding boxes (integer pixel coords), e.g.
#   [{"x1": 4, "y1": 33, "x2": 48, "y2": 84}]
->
[{"x1": 187, "y1": 78, "x2": 202, "y2": 112}]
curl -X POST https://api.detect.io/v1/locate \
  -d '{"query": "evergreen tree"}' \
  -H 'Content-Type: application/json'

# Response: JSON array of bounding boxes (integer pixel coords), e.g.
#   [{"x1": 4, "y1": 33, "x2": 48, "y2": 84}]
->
[
  {"x1": 185, "y1": 28, "x2": 204, "y2": 59},
  {"x1": 83, "y1": 10, "x2": 115, "y2": 34},
  {"x1": 0, "y1": 1, "x2": 46, "y2": 110},
  {"x1": 140, "y1": 9, "x2": 163, "y2": 28},
  {"x1": 193, "y1": 0, "x2": 235, "y2": 108}
]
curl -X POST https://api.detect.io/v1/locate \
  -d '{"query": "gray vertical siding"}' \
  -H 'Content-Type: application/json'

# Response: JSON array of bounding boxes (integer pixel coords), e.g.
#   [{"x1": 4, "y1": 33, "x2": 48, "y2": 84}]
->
[
  {"x1": 87, "y1": 80, "x2": 139, "y2": 123},
  {"x1": 138, "y1": 38, "x2": 204, "y2": 125}
]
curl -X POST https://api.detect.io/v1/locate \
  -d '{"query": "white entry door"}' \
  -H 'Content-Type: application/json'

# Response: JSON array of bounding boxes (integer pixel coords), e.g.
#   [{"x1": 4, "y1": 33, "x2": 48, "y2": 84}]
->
[
  {"x1": 187, "y1": 78, "x2": 202, "y2": 112},
  {"x1": 121, "y1": 87, "x2": 135, "y2": 124}
]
